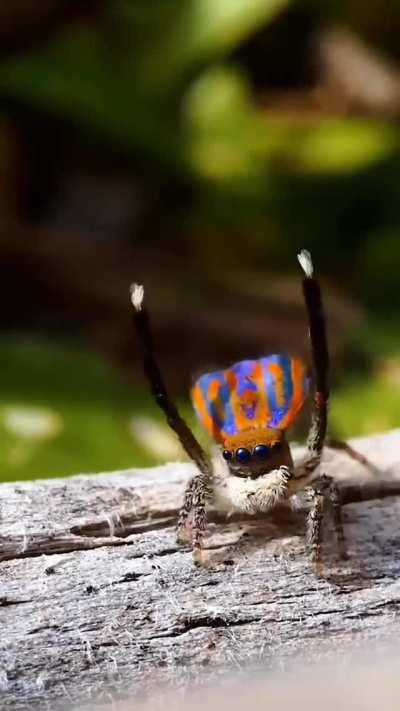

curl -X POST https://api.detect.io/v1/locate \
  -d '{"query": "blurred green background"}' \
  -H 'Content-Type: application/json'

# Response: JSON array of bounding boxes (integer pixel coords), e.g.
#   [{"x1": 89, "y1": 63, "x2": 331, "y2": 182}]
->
[{"x1": 0, "y1": 0, "x2": 399, "y2": 481}]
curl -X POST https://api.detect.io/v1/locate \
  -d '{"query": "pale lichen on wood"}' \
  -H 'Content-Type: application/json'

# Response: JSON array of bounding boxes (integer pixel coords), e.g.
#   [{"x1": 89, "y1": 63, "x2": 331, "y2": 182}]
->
[{"x1": 1, "y1": 431, "x2": 400, "y2": 710}]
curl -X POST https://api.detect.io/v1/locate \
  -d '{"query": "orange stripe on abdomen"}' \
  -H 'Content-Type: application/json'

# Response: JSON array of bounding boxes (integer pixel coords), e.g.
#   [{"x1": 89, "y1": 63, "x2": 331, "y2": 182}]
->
[
  {"x1": 252, "y1": 360, "x2": 270, "y2": 427},
  {"x1": 191, "y1": 383, "x2": 222, "y2": 441},
  {"x1": 279, "y1": 358, "x2": 306, "y2": 429},
  {"x1": 292, "y1": 358, "x2": 306, "y2": 412}
]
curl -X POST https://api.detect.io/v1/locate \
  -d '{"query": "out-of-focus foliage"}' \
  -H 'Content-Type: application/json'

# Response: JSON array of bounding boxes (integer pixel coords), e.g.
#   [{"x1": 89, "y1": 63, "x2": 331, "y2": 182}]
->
[
  {"x1": 0, "y1": 338, "x2": 148, "y2": 479},
  {"x1": 184, "y1": 67, "x2": 397, "y2": 179},
  {"x1": 0, "y1": 337, "x2": 205, "y2": 480},
  {"x1": 0, "y1": 330, "x2": 397, "y2": 482},
  {"x1": 0, "y1": 0, "x2": 290, "y2": 168},
  {"x1": 0, "y1": 0, "x2": 398, "y2": 183}
]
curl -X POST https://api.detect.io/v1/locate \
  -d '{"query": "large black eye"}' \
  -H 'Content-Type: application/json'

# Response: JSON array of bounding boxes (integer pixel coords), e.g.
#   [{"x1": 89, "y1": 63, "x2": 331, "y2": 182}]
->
[
  {"x1": 222, "y1": 449, "x2": 232, "y2": 461},
  {"x1": 254, "y1": 444, "x2": 270, "y2": 459},
  {"x1": 236, "y1": 447, "x2": 251, "y2": 464}
]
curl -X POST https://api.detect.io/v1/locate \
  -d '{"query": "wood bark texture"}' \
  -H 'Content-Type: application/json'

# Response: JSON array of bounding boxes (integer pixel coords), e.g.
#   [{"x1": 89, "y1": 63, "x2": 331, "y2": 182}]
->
[{"x1": 1, "y1": 430, "x2": 400, "y2": 710}]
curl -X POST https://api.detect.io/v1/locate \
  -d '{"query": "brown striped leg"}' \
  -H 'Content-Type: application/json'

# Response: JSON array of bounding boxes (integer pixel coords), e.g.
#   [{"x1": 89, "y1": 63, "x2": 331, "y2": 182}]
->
[
  {"x1": 307, "y1": 487, "x2": 325, "y2": 571},
  {"x1": 307, "y1": 474, "x2": 348, "y2": 567},
  {"x1": 192, "y1": 477, "x2": 209, "y2": 564},
  {"x1": 177, "y1": 474, "x2": 211, "y2": 564},
  {"x1": 176, "y1": 477, "x2": 197, "y2": 543},
  {"x1": 326, "y1": 437, "x2": 379, "y2": 475},
  {"x1": 328, "y1": 478, "x2": 348, "y2": 560}
]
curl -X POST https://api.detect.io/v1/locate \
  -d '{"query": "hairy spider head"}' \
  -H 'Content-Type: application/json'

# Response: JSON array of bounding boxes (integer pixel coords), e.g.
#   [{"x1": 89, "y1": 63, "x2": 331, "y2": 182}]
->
[{"x1": 221, "y1": 427, "x2": 293, "y2": 479}]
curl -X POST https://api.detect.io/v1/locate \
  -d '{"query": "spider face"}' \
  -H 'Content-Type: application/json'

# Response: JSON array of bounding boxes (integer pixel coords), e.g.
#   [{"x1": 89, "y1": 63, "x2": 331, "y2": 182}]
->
[{"x1": 221, "y1": 432, "x2": 293, "y2": 479}]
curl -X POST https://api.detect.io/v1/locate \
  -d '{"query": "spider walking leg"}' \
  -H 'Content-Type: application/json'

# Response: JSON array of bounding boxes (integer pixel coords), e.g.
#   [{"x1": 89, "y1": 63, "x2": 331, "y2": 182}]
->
[
  {"x1": 307, "y1": 475, "x2": 348, "y2": 566},
  {"x1": 176, "y1": 473, "x2": 211, "y2": 550},
  {"x1": 326, "y1": 437, "x2": 379, "y2": 475},
  {"x1": 328, "y1": 477, "x2": 348, "y2": 560},
  {"x1": 307, "y1": 486, "x2": 325, "y2": 570}
]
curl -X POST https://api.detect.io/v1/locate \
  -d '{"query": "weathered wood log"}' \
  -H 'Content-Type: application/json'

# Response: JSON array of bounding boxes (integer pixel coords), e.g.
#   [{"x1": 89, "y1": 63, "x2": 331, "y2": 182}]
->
[{"x1": 1, "y1": 430, "x2": 400, "y2": 710}]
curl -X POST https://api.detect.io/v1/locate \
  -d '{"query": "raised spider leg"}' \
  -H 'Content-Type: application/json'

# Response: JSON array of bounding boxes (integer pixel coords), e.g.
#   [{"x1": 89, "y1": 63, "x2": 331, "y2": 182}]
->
[
  {"x1": 130, "y1": 284, "x2": 213, "y2": 556},
  {"x1": 296, "y1": 253, "x2": 349, "y2": 567},
  {"x1": 294, "y1": 250, "x2": 330, "y2": 484}
]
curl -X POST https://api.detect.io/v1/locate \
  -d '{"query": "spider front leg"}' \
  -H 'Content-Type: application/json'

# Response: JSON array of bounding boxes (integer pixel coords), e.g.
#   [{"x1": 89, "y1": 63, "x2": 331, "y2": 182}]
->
[
  {"x1": 130, "y1": 284, "x2": 213, "y2": 561},
  {"x1": 295, "y1": 250, "x2": 329, "y2": 482}
]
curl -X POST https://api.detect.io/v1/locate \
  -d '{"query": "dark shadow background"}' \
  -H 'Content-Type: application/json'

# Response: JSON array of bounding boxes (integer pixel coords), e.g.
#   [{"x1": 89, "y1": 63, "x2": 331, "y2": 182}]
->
[{"x1": 0, "y1": 1, "x2": 399, "y2": 480}]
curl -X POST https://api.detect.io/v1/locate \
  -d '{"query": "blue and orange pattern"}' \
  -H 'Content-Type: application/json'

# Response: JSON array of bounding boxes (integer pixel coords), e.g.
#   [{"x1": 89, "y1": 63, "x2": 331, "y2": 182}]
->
[{"x1": 191, "y1": 355, "x2": 309, "y2": 443}]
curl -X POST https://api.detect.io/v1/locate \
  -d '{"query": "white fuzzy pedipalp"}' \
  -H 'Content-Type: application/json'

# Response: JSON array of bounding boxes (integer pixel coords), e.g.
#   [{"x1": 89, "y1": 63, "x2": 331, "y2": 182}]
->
[{"x1": 212, "y1": 454, "x2": 291, "y2": 515}]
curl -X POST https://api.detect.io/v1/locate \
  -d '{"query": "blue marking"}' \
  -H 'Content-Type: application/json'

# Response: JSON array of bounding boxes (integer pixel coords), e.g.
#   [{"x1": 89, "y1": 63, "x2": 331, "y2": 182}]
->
[
  {"x1": 281, "y1": 355, "x2": 294, "y2": 411},
  {"x1": 197, "y1": 372, "x2": 224, "y2": 430},
  {"x1": 268, "y1": 407, "x2": 288, "y2": 428},
  {"x1": 231, "y1": 360, "x2": 259, "y2": 396},
  {"x1": 242, "y1": 402, "x2": 257, "y2": 420},
  {"x1": 260, "y1": 355, "x2": 294, "y2": 428},
  {"x1": 196, "y1": 370, "x2": 238, "y2": 436},
  {"x1": 262, "y1": 358, "x2": 278, "y2": 413},
  {"x1": 218, "y1": 376, "x2": 237, "y2": 435}
]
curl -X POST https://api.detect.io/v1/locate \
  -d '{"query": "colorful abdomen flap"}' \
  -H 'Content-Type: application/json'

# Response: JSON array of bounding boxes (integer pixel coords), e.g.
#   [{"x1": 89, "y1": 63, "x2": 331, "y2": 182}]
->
[{"x1": 191, "y1": 355, "x2": 309, "y2": 442}]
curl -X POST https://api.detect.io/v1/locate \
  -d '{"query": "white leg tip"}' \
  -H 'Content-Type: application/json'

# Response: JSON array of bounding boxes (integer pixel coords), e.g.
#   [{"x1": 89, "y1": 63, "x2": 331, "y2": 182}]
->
[
  {"x1": 130, "y1": 283, "x2": 144, "y2": 311},
  {"x1": 297, "y1": 249, "x2": 314, "y2": 278}
]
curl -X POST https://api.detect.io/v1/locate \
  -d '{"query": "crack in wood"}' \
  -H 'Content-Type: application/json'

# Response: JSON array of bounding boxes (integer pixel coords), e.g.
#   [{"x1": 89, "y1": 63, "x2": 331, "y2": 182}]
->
[
  {"x1": 69, "y1": 512, "x2": 177, "y2": 539},
  {"x1": 0, "y1": 597, "x2": 32, "y2": 607}
]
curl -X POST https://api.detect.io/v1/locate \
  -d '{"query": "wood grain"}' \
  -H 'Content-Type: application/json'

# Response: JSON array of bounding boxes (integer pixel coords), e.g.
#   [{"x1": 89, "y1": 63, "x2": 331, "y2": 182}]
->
[{"x1": 1, "y1": 430, "x2": 400, "y2": 710}]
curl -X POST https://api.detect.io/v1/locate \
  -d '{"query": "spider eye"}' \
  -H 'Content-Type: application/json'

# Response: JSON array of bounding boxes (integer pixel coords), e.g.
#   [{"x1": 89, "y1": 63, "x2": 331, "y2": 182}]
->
[
  {"x1": 254, "y1": 444, "x2": 270, "y2": 459},
  {"x1": 236, "y1": 447, "x2": 251, "y2": 464},
  {"x1": 222, "y1": 449, "x2": 232, "y2": 461}
]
